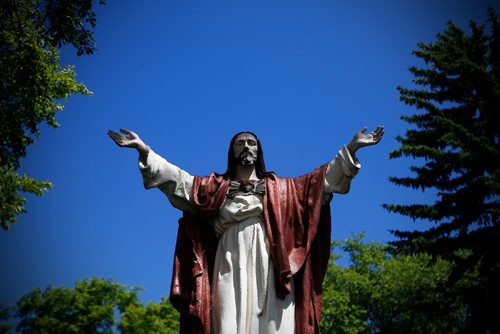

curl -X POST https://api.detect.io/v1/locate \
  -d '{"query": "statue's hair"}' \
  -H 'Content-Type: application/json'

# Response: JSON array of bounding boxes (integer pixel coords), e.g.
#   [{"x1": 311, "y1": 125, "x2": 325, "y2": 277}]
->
[{"x1": 222, "y1": 131, "x2": 271, "y2": 180}]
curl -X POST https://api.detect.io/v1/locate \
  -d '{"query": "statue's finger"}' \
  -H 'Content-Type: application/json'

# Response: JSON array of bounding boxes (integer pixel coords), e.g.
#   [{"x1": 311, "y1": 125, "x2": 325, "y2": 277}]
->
[
  {"x1": 375, "y1": 130, "x2": 384, "y2": 138},
  {"x1": 108, "y1": 133, "x2": 120, "y2": 140}
]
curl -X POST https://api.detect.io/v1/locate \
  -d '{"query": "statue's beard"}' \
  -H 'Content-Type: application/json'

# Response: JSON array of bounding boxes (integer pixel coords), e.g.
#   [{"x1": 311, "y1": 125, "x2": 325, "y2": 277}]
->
[{"x1": 237, "y1": 152, "x2": 256, "y2": 166}]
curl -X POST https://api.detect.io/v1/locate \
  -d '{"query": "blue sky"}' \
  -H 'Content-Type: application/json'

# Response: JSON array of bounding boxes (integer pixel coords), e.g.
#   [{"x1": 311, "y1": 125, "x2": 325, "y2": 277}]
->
[{"x1": 1, "y1": 0, "x2": 497, "y2": 305}]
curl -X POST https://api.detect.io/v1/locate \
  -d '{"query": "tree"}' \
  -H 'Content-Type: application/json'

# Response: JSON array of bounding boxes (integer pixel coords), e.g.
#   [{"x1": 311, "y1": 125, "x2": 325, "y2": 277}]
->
[
  {"x1": 0, "y1": 0, "x2": 104, "y2": 230},
  {"x1": 0, "y1": 304, "x2": 12, "y2": 334},
  {"x1": 120, "y1": 297, "x2": 179, "y2": 333},
  {"x1": 16, "y1": 277, "x2": 139, "y2": 333},
  {"x1": 13, "y1": 277, "x2": 180, "y2": 333},
  {"x1": 320, "y1": 235, "x2": 465, "y2": 334},
  {"x1": 384, "y1": 7, "x2": 500, "y2": 332}
]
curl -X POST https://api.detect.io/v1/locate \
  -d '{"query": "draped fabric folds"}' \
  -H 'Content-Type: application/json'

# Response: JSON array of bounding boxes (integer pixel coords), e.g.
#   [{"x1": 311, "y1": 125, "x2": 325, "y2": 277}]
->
[{"x1": 170, "y1": 165, "x2": 331, "y2": 334}]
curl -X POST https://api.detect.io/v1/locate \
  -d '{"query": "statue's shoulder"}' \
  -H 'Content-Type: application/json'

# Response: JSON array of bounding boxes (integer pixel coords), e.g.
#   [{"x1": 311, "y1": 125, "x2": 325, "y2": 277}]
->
[
  {"x1": 267, "y1": 164, "x2": 329, "y2": 185},
  {"x1": 194, "y1": 172, "x2": 231, "y2": 191}
]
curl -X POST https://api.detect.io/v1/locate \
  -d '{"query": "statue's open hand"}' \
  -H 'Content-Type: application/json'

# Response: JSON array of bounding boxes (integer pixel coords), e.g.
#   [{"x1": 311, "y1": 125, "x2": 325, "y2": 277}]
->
[
  {"x1": 348, "y1": 126, "x2": 384, "y2": 153},
  {"x1": 107, "y1": 128, "x2": 145, "y2": 150}
]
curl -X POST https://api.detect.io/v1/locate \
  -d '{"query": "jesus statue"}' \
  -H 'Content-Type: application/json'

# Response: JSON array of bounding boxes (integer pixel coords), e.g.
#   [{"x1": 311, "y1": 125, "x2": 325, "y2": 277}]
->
[{"x1": 108, "y1": 126, "x2": 384, "y2": 334}]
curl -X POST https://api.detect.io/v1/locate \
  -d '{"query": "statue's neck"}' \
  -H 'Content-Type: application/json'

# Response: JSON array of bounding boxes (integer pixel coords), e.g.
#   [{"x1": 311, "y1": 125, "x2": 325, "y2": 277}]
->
[{"x1": 234, "y1": 165, "x2": 259, "y2": 181}]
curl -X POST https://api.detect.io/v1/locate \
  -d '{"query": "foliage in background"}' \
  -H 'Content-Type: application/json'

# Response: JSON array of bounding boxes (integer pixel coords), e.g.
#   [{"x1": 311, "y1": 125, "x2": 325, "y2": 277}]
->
[
  {"x1": 0, "y1": 239, "x2": 467, "y2": 333},
  {"x1": 384, "y1": 7, "x2": 500, "y2": 332},
  {"x1": 10, "y1": 277, "x2": 180, "y2": 333},
  {"x1": 0, "y1": 304, "x2": 12, "y2": 334},
  {"x1": 120, "y1": 296, "x2": 179, "y2": 334},
  {"x1": 320, "y1": 235, "x2": 465, "y2": 334},
  {"x1": 0, "y1": 0, "x2": 104, "y2": 230}
]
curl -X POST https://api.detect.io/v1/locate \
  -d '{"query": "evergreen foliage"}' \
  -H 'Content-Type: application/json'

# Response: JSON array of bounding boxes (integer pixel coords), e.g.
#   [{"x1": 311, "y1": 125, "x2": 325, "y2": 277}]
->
[
  {"x1": 385, "y1": 7, "x2": 500, "y2": 332},
  {"x1": 0, "y1": 0, "x2": 104, "y2": 230}
]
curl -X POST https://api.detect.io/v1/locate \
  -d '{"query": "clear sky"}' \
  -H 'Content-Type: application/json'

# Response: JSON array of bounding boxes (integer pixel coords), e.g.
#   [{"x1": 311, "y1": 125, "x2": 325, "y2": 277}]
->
[{"x1": 1, "y1": 0, "x2": 497, "y2": 306}]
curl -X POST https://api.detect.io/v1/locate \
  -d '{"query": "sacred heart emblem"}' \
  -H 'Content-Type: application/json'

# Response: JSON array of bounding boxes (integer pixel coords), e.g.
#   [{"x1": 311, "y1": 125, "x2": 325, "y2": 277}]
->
[{"x1": 239, "y1": 180, "x2": 255, "y2": 193}]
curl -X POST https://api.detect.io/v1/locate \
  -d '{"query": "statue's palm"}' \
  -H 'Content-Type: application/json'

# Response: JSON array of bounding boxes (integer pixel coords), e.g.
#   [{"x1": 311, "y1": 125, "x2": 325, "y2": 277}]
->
[
  {"x1": 350, "y1": 126, "x2": 384, "y2": 150},
  {"x1": 107, "y1": 128, "x2": 144, "y2": 149}
]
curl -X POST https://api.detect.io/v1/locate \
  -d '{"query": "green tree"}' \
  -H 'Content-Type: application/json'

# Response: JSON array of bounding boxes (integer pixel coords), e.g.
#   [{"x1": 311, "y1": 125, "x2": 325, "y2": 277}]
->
[
  {"x1": 11, "y1": 277, "x2": 179, "y2": 333},
  {"x1": 120, "y1": 296, "x2": 179, "y2": 334},
  {"x1": 16, "y1": 277, "x2": 139, "y2": 333},
  {"x1": 384, "y1": 7, "x2": 500, "y2": 332},
  {"x1": 0, "y1": 304, "x2": 12, "y2": 334},
  {"x1": 0, "y1": 0, "x2": 104, "y2": 230},
  {"x1": 320, "y1": 235, "x2": 465, "y2": 334}
]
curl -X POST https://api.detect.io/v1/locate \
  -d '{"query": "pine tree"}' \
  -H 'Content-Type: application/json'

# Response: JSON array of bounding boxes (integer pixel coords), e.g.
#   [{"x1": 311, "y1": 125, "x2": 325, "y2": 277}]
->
[{"x1": 384, "y1": 7, "x2": 500, "y2": 332}]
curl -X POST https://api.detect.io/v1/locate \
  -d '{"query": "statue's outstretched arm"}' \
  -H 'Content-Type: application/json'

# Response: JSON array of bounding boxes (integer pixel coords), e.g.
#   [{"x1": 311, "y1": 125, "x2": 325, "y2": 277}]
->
[
  {"x1": 108, "y1": 128, "x2": 150, "y2": 164},
  {"x1": 108, "y1": 128, "x2": 196, "y2": 213}
]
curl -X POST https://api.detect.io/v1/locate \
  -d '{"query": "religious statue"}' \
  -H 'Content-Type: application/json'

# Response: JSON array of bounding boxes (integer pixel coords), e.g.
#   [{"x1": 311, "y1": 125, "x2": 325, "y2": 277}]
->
[{"x1": 108, "y1": 126, "x2": 384, "y2": 334}]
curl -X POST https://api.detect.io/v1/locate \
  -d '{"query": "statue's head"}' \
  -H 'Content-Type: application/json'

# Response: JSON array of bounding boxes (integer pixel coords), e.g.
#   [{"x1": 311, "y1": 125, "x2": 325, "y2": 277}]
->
[{"x1": 223, "y1": 131, "x2": 269, "y2": 180}]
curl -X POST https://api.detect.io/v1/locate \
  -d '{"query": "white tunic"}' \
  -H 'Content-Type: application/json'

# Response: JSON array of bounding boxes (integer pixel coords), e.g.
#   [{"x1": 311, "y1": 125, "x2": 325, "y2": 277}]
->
[{"x1": 139, "y1": 146, "x2": 360, "y2": 334}]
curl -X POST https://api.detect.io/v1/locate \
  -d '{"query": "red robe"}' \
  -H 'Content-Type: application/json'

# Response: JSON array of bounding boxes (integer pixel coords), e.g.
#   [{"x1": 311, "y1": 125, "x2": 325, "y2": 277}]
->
[{"x1": 169, "y1": 165, "x2": 331, "y2": 334}]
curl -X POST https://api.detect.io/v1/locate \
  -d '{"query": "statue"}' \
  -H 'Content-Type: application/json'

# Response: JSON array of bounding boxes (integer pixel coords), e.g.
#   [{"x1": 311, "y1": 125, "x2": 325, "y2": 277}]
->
[{"x1": 108, "y1": 126, "x2": 384, "y2": 334}]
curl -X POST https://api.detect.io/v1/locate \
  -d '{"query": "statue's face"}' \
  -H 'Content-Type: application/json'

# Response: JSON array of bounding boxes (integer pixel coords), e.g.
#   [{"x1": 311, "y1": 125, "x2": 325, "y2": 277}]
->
[{"x1": 233, "y1": 133, "x2": 258, "y2": 166}]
